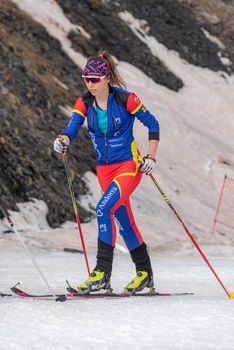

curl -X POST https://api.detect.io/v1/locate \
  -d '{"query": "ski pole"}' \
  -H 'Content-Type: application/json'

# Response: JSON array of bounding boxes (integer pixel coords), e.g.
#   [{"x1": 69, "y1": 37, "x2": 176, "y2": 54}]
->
[
  {"x1": 0, "y1": 206, "x2": 58, "y2": 299},
  {"x1": 147, "y1": 173, "x2": 234, "y2": 299},
  {"x1": 59, "y1": 136, "x2": 90, "y2": 276},
  {"x1": 211, "y1": 174, "x2": 227, "y2": 235}
]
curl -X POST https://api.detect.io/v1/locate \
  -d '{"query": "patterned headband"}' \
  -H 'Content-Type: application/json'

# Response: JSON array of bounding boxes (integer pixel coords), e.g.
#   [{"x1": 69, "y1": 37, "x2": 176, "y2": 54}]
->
[{"x1": 82, "y1": 57, "x2": 111, "y2": 79}]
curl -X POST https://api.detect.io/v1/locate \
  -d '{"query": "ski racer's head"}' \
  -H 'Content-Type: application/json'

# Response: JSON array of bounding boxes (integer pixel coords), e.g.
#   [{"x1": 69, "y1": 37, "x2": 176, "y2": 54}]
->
[{"x1": 82, "y1": 51, "x2": 126, "y2": 96}]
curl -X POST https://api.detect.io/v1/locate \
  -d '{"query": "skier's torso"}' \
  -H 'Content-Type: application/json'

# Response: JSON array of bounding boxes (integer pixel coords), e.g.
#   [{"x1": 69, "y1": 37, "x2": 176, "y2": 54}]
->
[
  {"x1": 63, "y1": 86, "x2": 160, "y2": 165},
  {"x1": 85, "y1": 88, "x2": 137, "y2": 165}
]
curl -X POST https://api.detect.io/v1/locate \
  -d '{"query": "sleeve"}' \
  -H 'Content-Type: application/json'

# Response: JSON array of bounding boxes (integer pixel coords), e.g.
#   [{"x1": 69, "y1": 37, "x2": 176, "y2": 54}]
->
[
  {"x1": 62, "y1": 97, "x2": 87, "y2": 142},
  {"x1": 126, "y1": 93, "x2": 160, "y2": 140}
]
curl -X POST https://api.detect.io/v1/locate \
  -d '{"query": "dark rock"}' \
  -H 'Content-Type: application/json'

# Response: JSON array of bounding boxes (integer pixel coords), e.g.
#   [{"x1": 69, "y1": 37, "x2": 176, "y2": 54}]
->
[
  {"x1": 117, "y1": 0, "x2": 229, "y2": 73},
  {"x1": 0, "y1": 0, "x2": 96, "y2": 227},
  {"x1": 58, "y1": 0, "x2": 184, "y2": 91},
  {"x1": 181, "y1": 0, "x2": 234, "y2": 73},
  {"x1": 0, "y1": 86, "x2": 9, "y2": 96},
  {"x1": 0, "y1": 108, "x2": 7, "y2": 119}
]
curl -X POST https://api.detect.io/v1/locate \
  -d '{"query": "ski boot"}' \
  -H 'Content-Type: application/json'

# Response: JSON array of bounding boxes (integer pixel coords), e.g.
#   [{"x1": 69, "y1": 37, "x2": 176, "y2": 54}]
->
[
  {"x1": 77, "y1": 269, "x2": 112, "y2": 294},
  {"x1": 124, "y1": 271, "x2": 155, "y2": 295}
]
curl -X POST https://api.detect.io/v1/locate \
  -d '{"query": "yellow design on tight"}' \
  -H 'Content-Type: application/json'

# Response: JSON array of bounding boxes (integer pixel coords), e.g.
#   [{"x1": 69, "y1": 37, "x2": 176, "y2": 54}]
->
[
  {"x1": 114, "y1": 141, "x2": 139, "y2": 183},
  {"x1": 113, "y1": 179, "x2": 121, "y2": 197},
  {"x1": 131, "y1": 140, "x2": 139, "y2": 165}
]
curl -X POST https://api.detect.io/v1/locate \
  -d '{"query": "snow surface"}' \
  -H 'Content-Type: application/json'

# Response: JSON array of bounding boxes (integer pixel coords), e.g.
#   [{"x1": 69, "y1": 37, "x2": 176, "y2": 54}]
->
[{"x1": 1, "y1": 254, "x2": 234, "y2": 350}]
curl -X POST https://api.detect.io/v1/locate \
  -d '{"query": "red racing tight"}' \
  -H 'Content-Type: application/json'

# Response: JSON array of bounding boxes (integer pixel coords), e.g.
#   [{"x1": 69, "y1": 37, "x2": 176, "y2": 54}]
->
[{"x1": 96, "y1": 160, "x2": 144, "y2": 251}]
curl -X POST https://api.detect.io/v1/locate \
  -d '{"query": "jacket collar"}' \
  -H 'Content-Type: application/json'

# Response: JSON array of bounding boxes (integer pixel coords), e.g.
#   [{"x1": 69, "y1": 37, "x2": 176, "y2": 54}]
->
[{"x1": 83, "y1": 86, "x2": 115, "y2": 107}]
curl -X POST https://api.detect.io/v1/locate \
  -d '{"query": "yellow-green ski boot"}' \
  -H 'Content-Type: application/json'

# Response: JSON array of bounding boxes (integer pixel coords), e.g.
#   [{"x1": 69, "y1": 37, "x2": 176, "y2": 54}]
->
[
  {"x1": 77, "y1": 270, "x2": 112, "y2": 294},
  {"x1": 124, "y1": 271, "x2": 155, "y2": 294}
]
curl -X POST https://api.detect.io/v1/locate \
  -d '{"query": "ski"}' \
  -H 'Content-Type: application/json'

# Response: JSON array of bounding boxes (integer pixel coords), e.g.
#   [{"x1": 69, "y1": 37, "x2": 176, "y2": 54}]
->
[
  {"x1": 66, "y1": 282, "x2": 194, "y2": 298},
  {"x1": 8, "y1": 283, "x2": 194, "y2": 301},
  {"x1": 0, "y1": 291, "x2": 193, "y2": 298},
  {"x1": 10, "y1": 284, "x2": 128, "y2": 300}
]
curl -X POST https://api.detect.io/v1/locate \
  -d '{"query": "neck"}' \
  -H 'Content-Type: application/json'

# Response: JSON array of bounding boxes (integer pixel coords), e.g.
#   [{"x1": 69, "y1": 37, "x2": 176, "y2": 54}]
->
[{"x1": 95, "y1": 85, "x2": 109, "y2": 105}]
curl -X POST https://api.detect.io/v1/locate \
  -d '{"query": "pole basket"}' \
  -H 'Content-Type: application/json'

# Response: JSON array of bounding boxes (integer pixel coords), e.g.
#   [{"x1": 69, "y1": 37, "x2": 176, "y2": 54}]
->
[{"x1": 212, "y1": 175, "x2": 234, "y2": 234}]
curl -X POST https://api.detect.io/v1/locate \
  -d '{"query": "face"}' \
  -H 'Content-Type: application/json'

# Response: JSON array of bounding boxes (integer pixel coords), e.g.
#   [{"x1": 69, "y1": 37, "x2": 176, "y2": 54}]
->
[{"x1": 83, "y1": 77, "x2": 110, "y2": 97}]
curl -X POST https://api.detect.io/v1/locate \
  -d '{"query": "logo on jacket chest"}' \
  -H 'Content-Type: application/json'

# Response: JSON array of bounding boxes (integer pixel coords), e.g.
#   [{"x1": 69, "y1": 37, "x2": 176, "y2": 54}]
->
[{"x1": 114, "y1": 117, "x2": 121, "y2": 124}]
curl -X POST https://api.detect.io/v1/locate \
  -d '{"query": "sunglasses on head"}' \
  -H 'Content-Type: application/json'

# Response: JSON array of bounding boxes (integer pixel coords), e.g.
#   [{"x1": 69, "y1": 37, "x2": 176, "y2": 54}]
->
[{"x1": 82, "y1": 75, "x2": 106, "y2": 84}]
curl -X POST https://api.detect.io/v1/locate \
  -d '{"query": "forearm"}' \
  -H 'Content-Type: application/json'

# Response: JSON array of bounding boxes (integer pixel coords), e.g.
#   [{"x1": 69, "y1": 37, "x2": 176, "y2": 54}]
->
[
  {"x1": 62, "y1": 110, "x2": 85, "y2": 142},
  {"x1": 147, "y1": 140, "x2": 159, "y2": 158}
]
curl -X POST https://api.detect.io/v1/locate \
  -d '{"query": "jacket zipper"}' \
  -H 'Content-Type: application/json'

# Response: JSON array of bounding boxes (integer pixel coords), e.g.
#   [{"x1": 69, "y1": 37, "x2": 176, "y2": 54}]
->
[
  {"x1": 112, "y1": 114, "x2": 116, "y2": 129},
  {"x1": 105, "y1": 135, "x2": 108, "y2": 164},
  {"x1": 104, "y1": 99, "x2": 111, "y2": 164}
]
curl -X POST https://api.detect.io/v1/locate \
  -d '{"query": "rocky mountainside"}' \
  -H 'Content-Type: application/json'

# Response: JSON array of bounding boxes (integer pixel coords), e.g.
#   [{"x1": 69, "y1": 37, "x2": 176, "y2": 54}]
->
[
  {"x1": 0, "y1": 0, "x2": 96, "y2": 226},
  {"x1": 0, "y1": 0, "x2": 233, "y2": 227}
]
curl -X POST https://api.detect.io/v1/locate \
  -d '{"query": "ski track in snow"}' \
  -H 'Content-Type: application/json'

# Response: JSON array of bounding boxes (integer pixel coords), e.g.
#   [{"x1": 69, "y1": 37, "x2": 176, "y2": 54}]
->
[{"x1": 1, "y1": 254, "x2": 234, "y2": 350}]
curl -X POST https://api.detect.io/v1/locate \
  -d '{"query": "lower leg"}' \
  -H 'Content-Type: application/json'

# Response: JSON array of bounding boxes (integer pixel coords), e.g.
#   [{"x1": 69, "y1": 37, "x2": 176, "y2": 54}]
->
[
  {"x1": 130, "y1": 242, "x2": 153, "y2": 277},
  {"x1": 76, "y1": 182, "x2": 120, "y2": 293},
  {"x1": 114, "y1": 201, "x2": 143, "y2": 251},
  {"x1": 125, "y1": 243, "x2": 154, "y2": 293},
  {"x1": 95, "y1": 239, "x2": 114, "y2": 274},
  {"x1": 114, "y1": 203, "x2": 154, "y2": 292}
]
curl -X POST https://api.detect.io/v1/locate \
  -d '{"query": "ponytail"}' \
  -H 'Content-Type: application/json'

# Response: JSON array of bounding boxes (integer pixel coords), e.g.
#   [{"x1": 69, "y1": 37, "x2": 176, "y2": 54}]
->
[{"x1": 98, "y1": 51, "x2": 127, "y2": 89}]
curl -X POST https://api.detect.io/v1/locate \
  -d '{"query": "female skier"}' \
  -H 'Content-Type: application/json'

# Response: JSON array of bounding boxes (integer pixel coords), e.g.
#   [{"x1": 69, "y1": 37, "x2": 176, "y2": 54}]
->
[{"x1": 54, "y1": 51, "x2": 160, "y2": 294}]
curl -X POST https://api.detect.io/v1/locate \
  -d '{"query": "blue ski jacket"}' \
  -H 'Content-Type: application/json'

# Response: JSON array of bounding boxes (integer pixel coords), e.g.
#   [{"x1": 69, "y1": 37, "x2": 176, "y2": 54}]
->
[{"x1": 63, "y1": 86, "x2": 160, "y2": 165}]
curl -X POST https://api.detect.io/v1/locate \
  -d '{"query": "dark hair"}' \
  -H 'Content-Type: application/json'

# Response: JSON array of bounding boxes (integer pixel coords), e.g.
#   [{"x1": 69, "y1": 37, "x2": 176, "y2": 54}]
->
[{"x1": 98, "y1": 51, "x2": 127, "y2": 89}]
